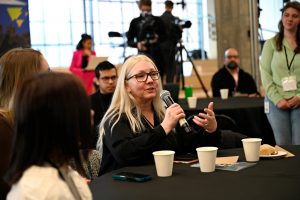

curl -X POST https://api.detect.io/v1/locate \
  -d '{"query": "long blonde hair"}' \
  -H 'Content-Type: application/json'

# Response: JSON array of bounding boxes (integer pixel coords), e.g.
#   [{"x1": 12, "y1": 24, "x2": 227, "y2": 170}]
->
[
  {"x1": 0, "y1": 48, "x2": 43, "y2": 110},
  {"x1": 96, "y1": 55, "x2": 165, "y2": 153}
]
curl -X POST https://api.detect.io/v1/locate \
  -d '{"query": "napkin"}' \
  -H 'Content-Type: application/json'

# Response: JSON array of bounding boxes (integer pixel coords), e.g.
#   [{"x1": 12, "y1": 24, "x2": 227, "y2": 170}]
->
[
  {"x1": 190, "y1": 156, "x2": 239, "y2": 168},
  {"x1": 215, "y1": 156, "x2": 239, "y2": 165},
  {"x1": 275, "y1": 145, "x2": 295, "y2": 158}
]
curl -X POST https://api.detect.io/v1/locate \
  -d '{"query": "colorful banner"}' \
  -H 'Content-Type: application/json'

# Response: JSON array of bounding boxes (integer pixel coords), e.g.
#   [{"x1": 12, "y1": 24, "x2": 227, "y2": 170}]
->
[{"x1": 0, "y1": 0, "x2": 30, "y2": 57}]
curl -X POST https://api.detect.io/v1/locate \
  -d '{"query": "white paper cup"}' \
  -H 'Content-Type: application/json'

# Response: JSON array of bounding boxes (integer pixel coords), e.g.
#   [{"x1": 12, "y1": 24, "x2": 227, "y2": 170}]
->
[
  {"x1": 196, "y1": 147, "x2": 218, "y2": 173},
  {"x1": 241, "y1": 138, "x2": 262, "y2": 162},
  {"x1": 220, "y1": 89, "x2": 229, "y2": 99},
  {"x1": 153, "y1": 150, "x2": 175, "y2": 177},
  {"x1": 187, "y1": 96, "x2": 197, "y2": 109}
]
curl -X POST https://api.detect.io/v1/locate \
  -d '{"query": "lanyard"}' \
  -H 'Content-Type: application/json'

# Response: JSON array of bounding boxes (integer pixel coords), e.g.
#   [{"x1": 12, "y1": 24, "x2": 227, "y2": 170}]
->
[{"x1": 284, "y1": 46, "x2": 296, "y2": 71}]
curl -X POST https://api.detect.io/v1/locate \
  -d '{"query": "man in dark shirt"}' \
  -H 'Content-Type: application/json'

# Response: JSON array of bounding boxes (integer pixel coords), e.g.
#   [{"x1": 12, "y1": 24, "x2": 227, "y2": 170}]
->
[
  {"x1": 127, "y1": 0, "x2": 166, "y2": 78},
  {"x1": 160, "y1": 0, "x2": 182, "y2": 83},
  {"x1": 90, "y1": 61, "x2": 117, "y2": 148},
  {"x1": 211, "y1": 48, "x2": 259, "y2": 97}
]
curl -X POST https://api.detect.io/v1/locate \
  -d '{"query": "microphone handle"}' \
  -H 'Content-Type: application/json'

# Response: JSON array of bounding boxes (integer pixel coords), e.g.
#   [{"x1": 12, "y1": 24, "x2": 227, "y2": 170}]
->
[{"x1": 179, "y1": 118, "x2": 192, "y2": 133}]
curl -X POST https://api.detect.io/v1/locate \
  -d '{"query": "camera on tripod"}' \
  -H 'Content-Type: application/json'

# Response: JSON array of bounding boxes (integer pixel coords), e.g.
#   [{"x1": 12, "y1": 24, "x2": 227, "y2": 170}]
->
[
  {"x1": 174, "y1": 18, "x2": 192, "y2": 29},
  {"x1": 171, "y1": 18, "x2": 192, "y2": 42}
]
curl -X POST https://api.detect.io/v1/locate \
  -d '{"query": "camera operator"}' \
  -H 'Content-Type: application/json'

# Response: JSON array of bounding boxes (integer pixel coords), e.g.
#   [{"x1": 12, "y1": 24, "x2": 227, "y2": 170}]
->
[
  {"x1": 160, "y1": 0, "x2": 181, "y2": 83},
  {"x1": 160, "y1": 1, "x2": 192, "y2": 83},
  {"x1": 127, "y1": 0, "x2": 166, "y2": 78}
]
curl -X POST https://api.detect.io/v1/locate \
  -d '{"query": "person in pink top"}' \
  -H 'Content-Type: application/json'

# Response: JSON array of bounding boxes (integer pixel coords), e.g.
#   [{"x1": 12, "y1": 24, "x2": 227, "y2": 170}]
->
[{"x1": 70, "y1": 34, "x2": 96, "y2": 94}]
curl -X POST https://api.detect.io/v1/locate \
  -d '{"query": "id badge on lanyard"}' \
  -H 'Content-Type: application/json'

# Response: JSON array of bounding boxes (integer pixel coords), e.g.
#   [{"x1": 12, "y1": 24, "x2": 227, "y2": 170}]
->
[{"x1": 282, "y1": 75, "x2": 297, "y2": 91}]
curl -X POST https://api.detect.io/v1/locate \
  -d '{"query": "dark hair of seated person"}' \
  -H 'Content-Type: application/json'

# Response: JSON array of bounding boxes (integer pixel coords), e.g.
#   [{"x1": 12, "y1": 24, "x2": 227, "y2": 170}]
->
[
  {"x1": 5, "y1": 72, "x2": 93, "y2": 184},
  {"x1": 95, "y1": 61, "x2": 116, "y2": 79}
]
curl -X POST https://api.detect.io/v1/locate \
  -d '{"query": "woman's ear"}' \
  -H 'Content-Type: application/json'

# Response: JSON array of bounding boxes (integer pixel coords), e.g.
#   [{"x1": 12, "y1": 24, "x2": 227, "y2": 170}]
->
[{"x1": 125, "y1": 82, "x2": 131, "y2": 92}]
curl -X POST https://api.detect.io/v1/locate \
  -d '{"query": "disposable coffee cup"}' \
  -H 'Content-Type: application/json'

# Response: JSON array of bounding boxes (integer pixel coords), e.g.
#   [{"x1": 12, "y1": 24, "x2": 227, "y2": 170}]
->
[
  {"x1": 153, "y1": 150, "x2": 175, "y2": 177},
  {"x1": 196, "y1": 147, "x2": 218, "y2": 173},
  {"x1": 241, "y1": 138, "x2": 262, "y2": 162},
  {"x1": 187, "y1": 96, "x2": 197, "y2": 109},
  {"x1": 220, "y1": 89, "x2": 229, "y2": 99}
]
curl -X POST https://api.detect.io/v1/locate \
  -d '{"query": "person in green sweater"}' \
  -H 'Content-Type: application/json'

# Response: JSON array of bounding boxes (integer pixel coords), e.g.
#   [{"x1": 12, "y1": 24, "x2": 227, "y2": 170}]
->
[{"x1": 260, "y1": 1, "x2": 300, "y2": 145}]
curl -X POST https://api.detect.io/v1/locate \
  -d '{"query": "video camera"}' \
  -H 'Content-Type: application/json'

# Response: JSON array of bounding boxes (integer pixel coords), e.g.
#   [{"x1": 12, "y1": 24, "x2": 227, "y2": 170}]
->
[
  {"x1": 174, "y1": 18, "x2": 192, "y2": 29},
  {"x1": 169, "y1": 18, "x2": 192, "y2": 42},
  {"x1": 139, "y1": 13, "x2": 156, "y2": 47}
]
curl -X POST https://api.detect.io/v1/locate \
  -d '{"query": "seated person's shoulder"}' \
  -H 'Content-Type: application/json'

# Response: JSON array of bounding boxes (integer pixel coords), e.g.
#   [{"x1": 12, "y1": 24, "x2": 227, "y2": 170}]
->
[
  {"x1": 8, "y1": 165, "x2": 91, "y2": 199},
  {"x1": 212, "y1": 67, "x2": 227, "y2": 80}
]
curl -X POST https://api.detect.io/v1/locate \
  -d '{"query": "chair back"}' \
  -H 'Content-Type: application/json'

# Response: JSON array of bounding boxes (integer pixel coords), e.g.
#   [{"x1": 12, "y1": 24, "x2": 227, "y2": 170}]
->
[
  {"x1": 215, "y1": 114, "x2": 237, "y2": 131},
  {"x1": 215, "y1": 114, "x2": 247, "y2": 149}
]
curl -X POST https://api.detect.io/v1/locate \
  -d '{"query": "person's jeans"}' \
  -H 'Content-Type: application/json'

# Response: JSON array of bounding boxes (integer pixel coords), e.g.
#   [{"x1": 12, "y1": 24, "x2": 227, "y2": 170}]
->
[{"x1": 265, "y1": 97, "x2": 300, "y2": 145}]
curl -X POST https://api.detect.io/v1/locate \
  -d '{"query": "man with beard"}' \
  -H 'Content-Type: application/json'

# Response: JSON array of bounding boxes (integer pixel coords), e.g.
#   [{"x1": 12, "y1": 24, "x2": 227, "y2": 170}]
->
[{"x1": 211, "y1": 48, "x2": 259, "y2": 97}]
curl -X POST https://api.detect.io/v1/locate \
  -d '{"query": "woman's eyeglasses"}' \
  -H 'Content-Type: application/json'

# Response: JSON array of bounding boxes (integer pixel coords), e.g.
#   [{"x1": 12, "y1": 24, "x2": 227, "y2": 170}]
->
[{"x1": 126, "y1": 71, "x2": 160, "y2": 82}]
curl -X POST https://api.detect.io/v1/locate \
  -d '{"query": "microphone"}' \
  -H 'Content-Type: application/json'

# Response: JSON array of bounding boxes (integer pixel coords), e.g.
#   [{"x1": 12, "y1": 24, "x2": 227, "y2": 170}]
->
[{"x1": 160, "y1": 90, "x2": 192, "y2": 133}]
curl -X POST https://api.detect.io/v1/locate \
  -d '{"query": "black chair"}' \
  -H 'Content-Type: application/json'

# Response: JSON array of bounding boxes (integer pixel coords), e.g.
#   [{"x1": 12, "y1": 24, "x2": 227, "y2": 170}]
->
[
  {"x1": 215, "y1": 114, "x2": 247, "y2": 149},
  {"x1": 215, "y1": 114, "x2": 238, "y2": 132}
]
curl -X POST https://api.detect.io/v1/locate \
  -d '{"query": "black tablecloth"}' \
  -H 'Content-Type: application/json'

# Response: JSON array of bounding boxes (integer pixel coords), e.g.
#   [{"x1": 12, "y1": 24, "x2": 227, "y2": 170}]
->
[
  {"x1": 90, "y1": 145, "x2": 300, "y2": 200},
  {"x1": 179, "y1": 97, "x2": 275, "y2": 145}
]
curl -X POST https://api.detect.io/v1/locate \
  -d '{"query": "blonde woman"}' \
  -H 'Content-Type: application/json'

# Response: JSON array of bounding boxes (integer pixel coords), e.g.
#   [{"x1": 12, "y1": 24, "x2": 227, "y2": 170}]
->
[
  {"x1": 0, "y1": 48, "x2": 49, "y2": 198},
  {"x1": 97, "y1": 55, "x2": 220, "y2": 175}
]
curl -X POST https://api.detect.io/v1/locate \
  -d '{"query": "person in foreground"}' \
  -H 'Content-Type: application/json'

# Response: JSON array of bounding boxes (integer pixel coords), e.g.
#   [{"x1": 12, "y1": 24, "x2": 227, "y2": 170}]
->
[
  {"x1": 0, "y1": 48, "x2": 49, "y2": 199},
  {"x1": 260, "y1": 1, "x2": 300, "y2": 145},
  {"x1": 5, "y1": 73, "x2": 92, "y2": 199},
  {"x1": 97, "y1": 55, "x2": 220, "y2": 175},
  {"x1": 211, "y1": 48, "x2": 259, "y2": 97}
]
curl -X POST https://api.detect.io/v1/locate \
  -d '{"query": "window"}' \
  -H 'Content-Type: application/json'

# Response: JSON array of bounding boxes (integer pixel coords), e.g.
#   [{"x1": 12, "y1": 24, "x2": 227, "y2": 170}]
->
[{"x1": 29, "y1": 0, "x2": 203, "y2": 67}]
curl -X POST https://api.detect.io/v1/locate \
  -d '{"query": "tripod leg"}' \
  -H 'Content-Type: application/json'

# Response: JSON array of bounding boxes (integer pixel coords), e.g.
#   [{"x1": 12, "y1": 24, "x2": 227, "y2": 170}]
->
[
  {"x1": 175, "y1": 47, "x2": 185, "y2": 90},
  {"x1": 182, "y1": 46, "x2": 210, "y2": 98}
]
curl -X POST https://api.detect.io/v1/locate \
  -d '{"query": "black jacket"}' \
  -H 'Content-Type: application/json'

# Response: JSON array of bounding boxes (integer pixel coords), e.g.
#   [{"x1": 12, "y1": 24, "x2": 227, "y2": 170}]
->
[
  {"x1": 211, "y1": 66, "x2": 258, "y2": 97},
  {"x1": 90, "y1": 90, "x2": 113, "y2": 148},
  {"x1": 127, "y1": 14, "x2": 166, "y2": 75},
  {"x1": 99, "y1": 110, "x2": 220, "y2": 175}
]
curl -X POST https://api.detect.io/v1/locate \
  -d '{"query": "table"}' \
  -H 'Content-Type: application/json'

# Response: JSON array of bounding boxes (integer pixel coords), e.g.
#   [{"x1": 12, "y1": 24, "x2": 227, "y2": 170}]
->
[
  {"x1": 90, "y1": 146, "x2": 300, "y2": 200},
  {"x1": 179, "y1": 97, "x2": 275, "y2": 145}
]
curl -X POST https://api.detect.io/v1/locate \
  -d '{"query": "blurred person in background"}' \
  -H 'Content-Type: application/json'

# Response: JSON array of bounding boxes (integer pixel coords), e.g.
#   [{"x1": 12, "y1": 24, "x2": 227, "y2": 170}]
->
[
  {"x1": 127, "y1": 0, "x2": 166, "y2": 78},
  {"x1": 211, "y1": 48, "x2": 259, "y2": 97},
  {"x1": 160, "y1": 0, "x2": 182, "y2": 83},
  {"x1": 70, "y1": 33, "x2": 96, "y2": 95}
]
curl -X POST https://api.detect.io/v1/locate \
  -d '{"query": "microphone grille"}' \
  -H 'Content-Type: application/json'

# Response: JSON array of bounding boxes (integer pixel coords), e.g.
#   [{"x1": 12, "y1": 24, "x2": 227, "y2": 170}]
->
[{"x1": 160, "y1": 90, "x2": 171, "y2": 99}]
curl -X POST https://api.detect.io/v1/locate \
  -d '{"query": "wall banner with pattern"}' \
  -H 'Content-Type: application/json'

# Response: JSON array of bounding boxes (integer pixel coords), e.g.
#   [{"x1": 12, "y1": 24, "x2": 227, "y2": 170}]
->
[{"x1": 0, "y1": 0, "x2": 30, "y2": 57}]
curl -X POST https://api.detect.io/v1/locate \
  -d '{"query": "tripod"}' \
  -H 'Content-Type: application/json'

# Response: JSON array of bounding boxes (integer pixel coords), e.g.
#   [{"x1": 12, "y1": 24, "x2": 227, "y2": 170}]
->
[{"x1": 175, "y1": 41, "x2": 209, "y2": 98}]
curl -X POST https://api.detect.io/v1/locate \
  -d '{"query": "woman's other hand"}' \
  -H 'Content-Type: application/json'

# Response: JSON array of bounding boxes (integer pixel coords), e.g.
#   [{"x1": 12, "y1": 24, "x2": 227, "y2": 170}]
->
[
  {"x1": 287, "y1": 96, "x2": 300, "y2": 109},
  {"x1": 277, "y1": 99, "x2": 290, "y2": 109},
  {"x1": 192, "y1": 102, "x2": 217, "y2": 133}
]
